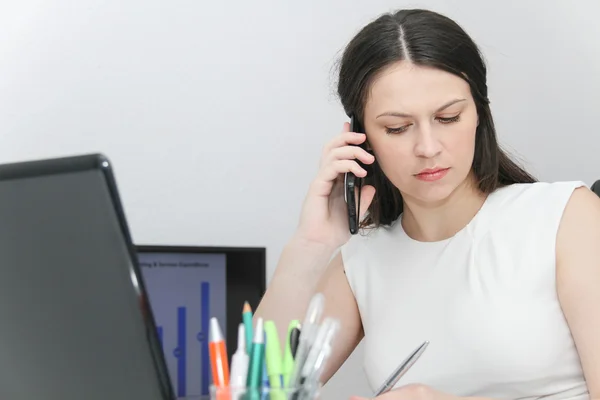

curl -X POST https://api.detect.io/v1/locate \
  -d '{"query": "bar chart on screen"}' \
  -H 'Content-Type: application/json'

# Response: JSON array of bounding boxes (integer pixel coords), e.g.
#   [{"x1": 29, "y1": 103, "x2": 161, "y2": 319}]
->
[{"x1": 138, "y1": 252, "x2": 227, "y2": 398}]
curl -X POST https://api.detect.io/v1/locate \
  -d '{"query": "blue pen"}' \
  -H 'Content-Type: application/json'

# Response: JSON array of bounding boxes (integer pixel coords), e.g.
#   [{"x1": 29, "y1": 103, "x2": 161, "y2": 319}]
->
[
  {"x1": 262, "y1": 331, "x2": 270, "y2": 388},
  {"x1": 262, "y1": 359, "x2": 270, "y2": 400}
]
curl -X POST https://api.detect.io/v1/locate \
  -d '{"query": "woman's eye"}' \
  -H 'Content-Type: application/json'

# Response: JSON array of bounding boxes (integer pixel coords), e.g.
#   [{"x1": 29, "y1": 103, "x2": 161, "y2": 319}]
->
[
  {"x1": 437, "y1": 114, "x2": 461, "y2": 124},
  {"x1": 384, "y1": 115, "x2": 460, "y2": 134},
  {"x1": 385, "y1": 125, "x2": 411, "y2": 134}
]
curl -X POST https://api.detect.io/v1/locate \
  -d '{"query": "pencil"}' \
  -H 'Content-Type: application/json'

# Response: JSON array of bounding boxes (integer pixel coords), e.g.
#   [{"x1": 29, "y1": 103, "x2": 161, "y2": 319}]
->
[{"x1": 242, "y1": 301, "x2": 253, "y2": 355}]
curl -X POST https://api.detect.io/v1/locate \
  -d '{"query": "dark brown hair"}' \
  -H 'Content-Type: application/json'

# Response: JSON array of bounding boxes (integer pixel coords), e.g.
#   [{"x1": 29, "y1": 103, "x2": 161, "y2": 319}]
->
[{"x1": 336, "y1": 9, "x2": 536, "y2": 228}]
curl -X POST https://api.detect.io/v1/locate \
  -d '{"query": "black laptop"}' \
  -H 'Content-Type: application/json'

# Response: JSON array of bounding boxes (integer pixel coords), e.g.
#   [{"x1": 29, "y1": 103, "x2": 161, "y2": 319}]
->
[{"x1": 0, "y1": 154, "x2": 175, "y2": 400}]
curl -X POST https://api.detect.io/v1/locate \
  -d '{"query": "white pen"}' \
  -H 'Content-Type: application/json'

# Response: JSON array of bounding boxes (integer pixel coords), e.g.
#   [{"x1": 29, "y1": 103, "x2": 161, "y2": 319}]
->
[{"x1": 230, "y1": 323, "x2": 249, "y2": 394}]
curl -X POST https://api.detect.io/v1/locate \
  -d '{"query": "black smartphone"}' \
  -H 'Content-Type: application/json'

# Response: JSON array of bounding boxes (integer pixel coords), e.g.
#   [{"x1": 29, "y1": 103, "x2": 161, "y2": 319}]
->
[{"x1": 344, "y1": 114, "x2": 366, "y2": 235}]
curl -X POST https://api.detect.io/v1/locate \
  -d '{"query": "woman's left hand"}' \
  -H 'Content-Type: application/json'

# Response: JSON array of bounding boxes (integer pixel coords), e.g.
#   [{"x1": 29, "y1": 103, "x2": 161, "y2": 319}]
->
[{"x1": 350, "y1": 384, "x2": 459, "y2": 400}]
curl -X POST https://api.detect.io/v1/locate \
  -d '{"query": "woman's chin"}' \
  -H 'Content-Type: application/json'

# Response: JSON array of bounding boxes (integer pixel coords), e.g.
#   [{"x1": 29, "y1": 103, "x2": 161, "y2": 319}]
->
[{"x1": 402, "y1": 180, "x2": 463, "y2": 206}]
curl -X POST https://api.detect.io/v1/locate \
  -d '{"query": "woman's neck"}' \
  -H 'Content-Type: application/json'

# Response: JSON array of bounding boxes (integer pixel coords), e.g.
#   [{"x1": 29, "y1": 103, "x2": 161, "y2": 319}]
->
[{"x1": 401, "y1": 177, "x2": 487, "y2": 242}]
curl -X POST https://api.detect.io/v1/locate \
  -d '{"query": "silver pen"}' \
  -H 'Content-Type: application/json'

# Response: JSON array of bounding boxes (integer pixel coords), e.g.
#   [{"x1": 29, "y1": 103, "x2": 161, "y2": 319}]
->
[
  {"x1": 298, "y1": 318, "x2": 340, "y2": 400},
  {"x1": 373, "y1": 340, "x2": 429, "y2": 396}
]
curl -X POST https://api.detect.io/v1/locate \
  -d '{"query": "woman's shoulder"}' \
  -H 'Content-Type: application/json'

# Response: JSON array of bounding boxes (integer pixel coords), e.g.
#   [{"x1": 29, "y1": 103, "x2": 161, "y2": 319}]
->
[
  {"x1": 495, "y1": 179, "x2": 587, "y2": 193},
  {"x1": 480, "y1": 180, "x2": 589, "y2": 236},
  {"x1": 339, "y1": 217, "x2": 402, "y2": 269},
  {"x1": 488, "y1": 180, "x2": 588, "y2": 208}
]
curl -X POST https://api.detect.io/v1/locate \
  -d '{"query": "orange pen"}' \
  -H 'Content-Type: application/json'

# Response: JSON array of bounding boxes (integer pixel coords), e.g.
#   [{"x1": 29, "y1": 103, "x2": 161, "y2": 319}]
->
[{"x1": 209, "y1": 317, "x2": 230, "y2": 387}]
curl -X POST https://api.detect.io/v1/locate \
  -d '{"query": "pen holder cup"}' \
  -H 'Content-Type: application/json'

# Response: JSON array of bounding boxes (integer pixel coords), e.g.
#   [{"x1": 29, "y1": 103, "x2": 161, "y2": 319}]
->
[{"x1": 210, "y1": 385, "x2": 322, "y2": 400}]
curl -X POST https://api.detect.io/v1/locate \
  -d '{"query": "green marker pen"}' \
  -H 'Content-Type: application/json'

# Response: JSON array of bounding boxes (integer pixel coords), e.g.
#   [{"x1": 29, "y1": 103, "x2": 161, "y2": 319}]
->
[
  {"x1": 245, "y1": 317, "x2": 265, "y2": 400},
  {"x1": 282, "y1": 319, "x2": 300, "y2": 387},
  {"x1": 264, "y1": 321, "x2": 284, "y2": 387}
]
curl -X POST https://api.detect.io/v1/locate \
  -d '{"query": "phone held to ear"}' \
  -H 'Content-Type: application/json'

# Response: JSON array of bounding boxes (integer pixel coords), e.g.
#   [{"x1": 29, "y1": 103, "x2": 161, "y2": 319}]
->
[{"x1": 344, "y1": 114, "x2": 366, "y2": 235}]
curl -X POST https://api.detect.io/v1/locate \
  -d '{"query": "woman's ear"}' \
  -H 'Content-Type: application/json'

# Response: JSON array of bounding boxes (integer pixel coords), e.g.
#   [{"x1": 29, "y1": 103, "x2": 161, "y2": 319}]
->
[{"x1": 365, "y1": 137, "x2": 373, "y2": 152}]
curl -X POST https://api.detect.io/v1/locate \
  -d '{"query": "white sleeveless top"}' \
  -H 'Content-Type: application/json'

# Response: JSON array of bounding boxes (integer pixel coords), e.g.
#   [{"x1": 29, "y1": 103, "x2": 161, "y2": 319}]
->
[{"x1": 341, "y1": 181, "x2": 589, "y2": 400}]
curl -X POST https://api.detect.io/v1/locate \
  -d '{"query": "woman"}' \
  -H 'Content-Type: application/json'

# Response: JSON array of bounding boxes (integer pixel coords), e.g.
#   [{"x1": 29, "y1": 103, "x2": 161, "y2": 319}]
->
[{"x1": 255, "y1": 8, "x2": 600, "y2": 400}]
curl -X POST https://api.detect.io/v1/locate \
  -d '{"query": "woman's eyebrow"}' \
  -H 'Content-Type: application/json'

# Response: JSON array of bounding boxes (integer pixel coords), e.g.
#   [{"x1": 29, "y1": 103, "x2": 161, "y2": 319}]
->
[{"x1": 376, "y1": 98, "x2": 467, "y2": 119}]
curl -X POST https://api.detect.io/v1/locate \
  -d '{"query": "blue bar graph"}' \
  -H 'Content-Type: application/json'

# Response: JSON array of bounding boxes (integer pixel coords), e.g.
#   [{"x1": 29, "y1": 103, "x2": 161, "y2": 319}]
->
[
  {"x1": 139, "y1": 253, "x2": 226, "y2": 399},
  {"x1": 157, "y1": 326, "x2": 163, "y2": 348},
  {"x1": 177, "y1": 307, "x2": 187, "y2": 397},
  {"x1": 200, "y1": 282, "x2": 210, "y2": 396},
  {"x1": 155, "y1": 281, "x2": 211, "y2": 398}
]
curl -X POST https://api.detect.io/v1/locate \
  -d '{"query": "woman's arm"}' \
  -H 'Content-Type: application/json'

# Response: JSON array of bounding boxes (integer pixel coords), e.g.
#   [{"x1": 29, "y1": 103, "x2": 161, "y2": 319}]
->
[
  {"x1": 253, "y1": 238, "x2": 363, "y2": 384},
  {"x1": 313, "y1": 251, "x2": 364, "y2": 383},
  {"x1": 556, "y1": 186, "x2": 600, "y2": 399}
]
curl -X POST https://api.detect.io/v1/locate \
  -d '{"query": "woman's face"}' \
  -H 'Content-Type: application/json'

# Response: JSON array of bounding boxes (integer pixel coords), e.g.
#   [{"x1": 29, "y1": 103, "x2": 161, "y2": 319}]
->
[{"x1": 362, "y1": 61, "x2": 479, "y2": 206}]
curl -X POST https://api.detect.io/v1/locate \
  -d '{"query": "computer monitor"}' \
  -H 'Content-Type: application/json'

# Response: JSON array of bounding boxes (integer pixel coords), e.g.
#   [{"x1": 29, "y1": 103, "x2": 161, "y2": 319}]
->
[
  {"x1": 0, "y1": 154, "x2": 174, "y2": 400},
  {"x1": 136, "y1": 245, "x2": 266, "y2": 399}
]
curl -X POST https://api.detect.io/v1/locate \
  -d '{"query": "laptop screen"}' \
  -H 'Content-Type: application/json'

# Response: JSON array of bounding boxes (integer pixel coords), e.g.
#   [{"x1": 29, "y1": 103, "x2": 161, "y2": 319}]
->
[{"x1": 0, "y1": 163, "x2": 172, "y2": 400}]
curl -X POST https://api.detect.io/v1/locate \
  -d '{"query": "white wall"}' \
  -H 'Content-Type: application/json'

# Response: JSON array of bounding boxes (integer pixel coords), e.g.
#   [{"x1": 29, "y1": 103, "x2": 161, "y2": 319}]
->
[{"x1": 2, "y1": 0, "x2": 599, "y2": 398}]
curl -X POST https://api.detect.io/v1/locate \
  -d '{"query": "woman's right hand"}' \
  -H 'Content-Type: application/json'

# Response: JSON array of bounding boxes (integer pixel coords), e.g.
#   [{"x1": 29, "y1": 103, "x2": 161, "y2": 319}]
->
[{"x1": 295, "y1": 122, "x2": 377, "y2": 250}]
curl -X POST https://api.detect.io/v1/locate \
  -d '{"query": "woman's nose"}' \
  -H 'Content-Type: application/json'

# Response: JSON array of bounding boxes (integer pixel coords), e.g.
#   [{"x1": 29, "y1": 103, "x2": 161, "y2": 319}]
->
[{"x1": 414, "y1": 126, "x2": 443, "y2": 159}]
